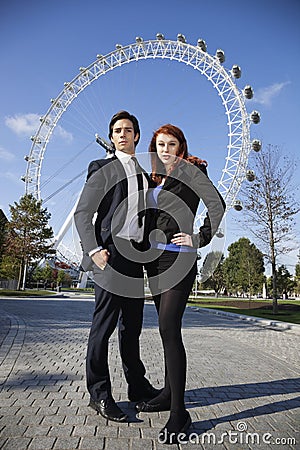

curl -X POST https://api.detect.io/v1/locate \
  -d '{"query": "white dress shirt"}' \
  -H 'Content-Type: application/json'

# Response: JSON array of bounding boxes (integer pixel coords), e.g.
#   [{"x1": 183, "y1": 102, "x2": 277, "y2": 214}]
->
[
  {"x1": 115, "y1": 150, "x2": 146, "y2": 243},
  {"x1": 89, "y1": 150, "x2": 147, "y2": 256}
]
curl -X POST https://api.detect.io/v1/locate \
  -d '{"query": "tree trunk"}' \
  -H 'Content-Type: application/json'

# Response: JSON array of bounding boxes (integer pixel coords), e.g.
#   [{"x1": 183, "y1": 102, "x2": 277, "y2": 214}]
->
[
  {"x1": 271, "y1": 259, "x2": 278, "y2": 314},
  {"x1": 17, "y1": 261, "x2": 24, "y2": 291}
]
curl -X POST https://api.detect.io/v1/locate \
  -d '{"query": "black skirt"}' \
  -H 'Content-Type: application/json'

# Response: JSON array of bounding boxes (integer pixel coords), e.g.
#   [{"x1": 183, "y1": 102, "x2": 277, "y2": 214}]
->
[{"x1": 147, "y1": 249, "x2": 197, "y2": 293}]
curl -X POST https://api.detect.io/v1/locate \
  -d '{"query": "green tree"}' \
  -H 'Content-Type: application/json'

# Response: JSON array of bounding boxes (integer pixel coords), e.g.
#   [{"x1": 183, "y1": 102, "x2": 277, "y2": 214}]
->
[
  {"x1": 273, "y1": 265, "x2": 295, "y2": 298},
  {"x1": 0, "y1": 254, "x2": 20, "y2": 281},
  {"x1": 201, "y1": 252, "x2": 225, "y2": 295},
  {"x1": 241, "y1": 145, "x2": 299, "y2": 313},
  {"x1": 55, "y1": 269, "x2": 72, "y2": 288},
  {"x1": 32, "y1": 262, "x2": 54, "y2": 289},
  {"x1": 56, "y1": 269, "x2": 66, "y2": 288},
  {"x1": 3, "y1": 194, "x2": 55, "y2": 290},
  {"x1": 223, "y1": 237, "x2": 265, "y2": 296},
  {"x1": 0, "y1": 209, "x2": 8, "y2": 264}
]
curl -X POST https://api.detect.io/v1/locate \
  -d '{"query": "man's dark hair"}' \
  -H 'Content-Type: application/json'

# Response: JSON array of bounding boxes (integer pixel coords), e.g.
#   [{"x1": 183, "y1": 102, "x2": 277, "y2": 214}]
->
[{"x1": 108, "y1": 110, "x2": 140, "y2": 147}]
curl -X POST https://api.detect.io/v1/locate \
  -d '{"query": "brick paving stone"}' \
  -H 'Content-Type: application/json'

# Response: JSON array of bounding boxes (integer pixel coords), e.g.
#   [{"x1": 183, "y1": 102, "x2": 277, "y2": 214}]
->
[
  {"x1": 105, "y1": 437, "x2": 130, "y2": 449},
  {"x1": 78, "y1": 436, "x2": 105, "y2": 449},
  {"x1": 1, "y1": 406, "x2": 22, "y2": 416},
  {"x1": 65, "y1": 391, "x2": 84, "y2": 400},
  {"x1": 0, "y1": 439, "x2": 8, "y2": 449},
  {"x1": 0, "y1": 317, "x2": 10, "y2": 347},
  {"x1": 19, "y1": 415, "x2": 44, "y2": 426},
  {"x1": 140, "y1": 427, "x2": 160, "y2": 439},
  {"x1": 27, "y1": 436, "x2": 56, "y2": 450},
  {"x1": 40, "y1": 415, "x2": 66, "y2": 426},
  {"x1": 131, "y1": 438, "x2": 155, "y2": 450},
  {"x1": 57, "y1": 406, "x2": 79, "y2": 416},
  {"x1": 72, "y1": 425, "x2": 96, "y2": 437},
  {"x1": 47, "y1": 424, "x2": 74, "y2": 436},
  {"x1": 85, "y1": 414, "x2": 102, "y2": 426},
  {"x1": 35, "y1": 406, "x2": 59, "y2": 416},
  {"x1": 50, "y1": 398, "x2": 72, "y2": 407},
  {"x1": 94, "y1": 425, "x2": 118, "y2": 437},
  {"x1": 0, "y1": 296, "x2": 299, "y2": 450},
  {"x1": 64, "y1": 415, "x2": 86, "y2": 426},
  {"x1": 0, "y1": 415, "x2": 22, "y2": 428},
  {"x1": 53, "y1": 436, "x2": 81, "y2": 449},
  {"x1": 0, "y1": 424, "x2": 28, "y2": 438},
  {"x1": 1, "y1": 437, "x2": 32, "y2": 450},
  {"x1": 23, "y1": 425, "x2": 52, "y2": 437},
  {"x1": 118, "y1": 426, "x2": 141, "y2": 438}
]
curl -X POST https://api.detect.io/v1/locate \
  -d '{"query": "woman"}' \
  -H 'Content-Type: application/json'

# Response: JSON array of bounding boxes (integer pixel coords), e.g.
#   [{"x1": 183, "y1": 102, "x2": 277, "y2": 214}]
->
[{"x1": 137, "y1": 124, "x2": 225, "y2": 444}]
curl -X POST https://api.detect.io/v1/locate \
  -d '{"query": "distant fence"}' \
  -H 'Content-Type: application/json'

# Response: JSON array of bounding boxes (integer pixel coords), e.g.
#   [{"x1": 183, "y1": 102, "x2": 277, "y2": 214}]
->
[{"x1": 0, "y1": 279, "x2": 18, "y2": 290}]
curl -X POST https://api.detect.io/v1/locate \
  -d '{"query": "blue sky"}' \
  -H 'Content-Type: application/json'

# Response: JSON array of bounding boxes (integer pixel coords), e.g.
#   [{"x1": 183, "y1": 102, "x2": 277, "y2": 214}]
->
[{"x1": 1, "y1": 0, "x2": 299, "y2": 273}]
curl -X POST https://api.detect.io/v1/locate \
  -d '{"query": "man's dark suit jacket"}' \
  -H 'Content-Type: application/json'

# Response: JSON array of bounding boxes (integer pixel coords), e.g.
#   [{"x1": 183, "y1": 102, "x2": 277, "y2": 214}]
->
[{"x1": 74, "y1": 155, "x2": 151, "y2": 271}]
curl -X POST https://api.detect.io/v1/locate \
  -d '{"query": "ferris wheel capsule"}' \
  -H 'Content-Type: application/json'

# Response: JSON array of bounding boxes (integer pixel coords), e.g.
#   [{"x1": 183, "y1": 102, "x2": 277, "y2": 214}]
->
[
  {"x1": 24, "y1": 155, "x2": 35, "y2": 163},
  {"x1": 21, "y1": 175, "x2": 32, "y2": 183},
  {"x1": 233, "y1": 200, "x2": 243, "y2": 211},
  {"x1": 216, "y1": 49, "x2": 225, "y2": 63},
  {"x1": 40, "y1": 116, "x2": 50, "y2": 125},
  {"x1": 252, "y1": 139, "x2": 262, "y2": 152},
  {"x1": 197, "y1": 39, "x2": 207, "y2": 51},
  {"x1": 156, "y1": 33, "x2": 165, "y2": 40},
  {"x1": 246, "y1": 169, "x2": 255, "y2": 181},
  {"x1": 30, "y1": 135, "x2": 42, "y2": 144},
  {"x1": 216, "y1": 228, "x2": 225, "y2": 238},
  {"x1": 231, "y1": 65, "x2": 242, "y2": 78},
  {"x1": 50, "y1": 98, "x2": 62, "y2": 108},
  {"x1": 177, "y1": 34, "x2": 186, "y2": 43},
  {"x1": 250, "y1": 110, "x2": 261, "y2": 124},
  {"x1": 243, "y1": 85, "x2": 254, "y2": 99}
]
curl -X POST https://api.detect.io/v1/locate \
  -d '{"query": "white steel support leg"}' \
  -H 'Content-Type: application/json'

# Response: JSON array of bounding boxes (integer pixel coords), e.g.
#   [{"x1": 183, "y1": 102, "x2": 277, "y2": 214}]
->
[{"x1": 54, "y1": 195, "x2": 80, "y2": 249}]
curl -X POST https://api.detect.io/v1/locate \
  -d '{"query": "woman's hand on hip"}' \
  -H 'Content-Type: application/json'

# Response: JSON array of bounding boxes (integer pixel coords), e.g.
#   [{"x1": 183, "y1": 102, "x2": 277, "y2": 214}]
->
[{"x1": 171, "y1": 232, "x2": 193, "y2": 247}]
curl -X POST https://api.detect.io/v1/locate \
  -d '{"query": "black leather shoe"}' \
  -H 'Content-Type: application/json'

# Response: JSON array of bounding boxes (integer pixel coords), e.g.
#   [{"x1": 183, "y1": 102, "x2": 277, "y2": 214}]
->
[
  {"x1": 158, "y1": 411, "x2": 191, "y2": 445},
  {"x1": 89, "y1": 397, "x2": 128, "y2": 422},
  {"x1": 128, "y1": 383, "x2": 162, "y2": 402},
  {"x1": 135, "y1": 400, "x2": 171, "y2": 413}
]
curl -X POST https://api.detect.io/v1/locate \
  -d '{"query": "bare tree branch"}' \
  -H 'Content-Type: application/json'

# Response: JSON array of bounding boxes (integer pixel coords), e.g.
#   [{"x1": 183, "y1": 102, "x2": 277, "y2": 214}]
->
[{"x1": 239, "y1": 144, "x2": 300, "y2": 313}]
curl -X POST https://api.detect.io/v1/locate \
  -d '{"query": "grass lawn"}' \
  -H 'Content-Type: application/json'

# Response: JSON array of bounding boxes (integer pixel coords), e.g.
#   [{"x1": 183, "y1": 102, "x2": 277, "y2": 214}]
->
[
  {"x1": 188, "y1": 297, "x2": 300, "y2": 324},
  {"x1": 0, "y1": 289, "x2": 57, "y2": 297}
]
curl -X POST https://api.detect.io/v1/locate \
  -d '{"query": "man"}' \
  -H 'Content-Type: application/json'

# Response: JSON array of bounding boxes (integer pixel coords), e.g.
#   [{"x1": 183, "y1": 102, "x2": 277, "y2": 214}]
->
[{"x1": 74, "y1": 110, "x2": 160, "y2": 422}]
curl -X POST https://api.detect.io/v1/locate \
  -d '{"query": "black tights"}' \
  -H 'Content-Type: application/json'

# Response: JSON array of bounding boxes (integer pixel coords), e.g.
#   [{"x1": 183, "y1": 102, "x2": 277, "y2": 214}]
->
[{"x1": 152, "y1": 286, "x2": 191, "y2": 431}]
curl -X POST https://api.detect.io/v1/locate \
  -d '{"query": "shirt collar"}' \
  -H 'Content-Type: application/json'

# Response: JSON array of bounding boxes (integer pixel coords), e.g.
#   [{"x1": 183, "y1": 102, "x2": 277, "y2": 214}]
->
[{"x1": 115, "y1": 150, "x2": 133, "y2": 164}]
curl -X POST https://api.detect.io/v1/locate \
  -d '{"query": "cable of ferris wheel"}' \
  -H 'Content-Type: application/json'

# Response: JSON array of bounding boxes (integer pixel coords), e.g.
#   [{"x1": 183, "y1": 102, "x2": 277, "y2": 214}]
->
[
  {"x1": 40, "y1": 140, "x2": 95, "y2": 190},
  {"x1": 43, "y1": 169, "x2": 87, "y2": 204}
]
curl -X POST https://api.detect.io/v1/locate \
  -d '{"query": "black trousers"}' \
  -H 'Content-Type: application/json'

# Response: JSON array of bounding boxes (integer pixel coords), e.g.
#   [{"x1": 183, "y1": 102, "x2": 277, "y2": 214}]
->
[{"x1": 86, "y1": 239, "x2": 147, "y2": 401}]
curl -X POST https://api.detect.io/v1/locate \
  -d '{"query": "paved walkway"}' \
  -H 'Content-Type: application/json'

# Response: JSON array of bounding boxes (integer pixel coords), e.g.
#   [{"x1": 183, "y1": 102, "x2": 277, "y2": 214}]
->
[{"x1": 0, "y1": 294, "x2": 299, "y2": 450}]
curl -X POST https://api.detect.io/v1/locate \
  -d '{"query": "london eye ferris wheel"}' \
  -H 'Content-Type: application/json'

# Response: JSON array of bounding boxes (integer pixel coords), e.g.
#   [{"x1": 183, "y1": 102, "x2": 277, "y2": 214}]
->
[{"x1": 22, "y1": 33, "x2": 261, "y2": 269}]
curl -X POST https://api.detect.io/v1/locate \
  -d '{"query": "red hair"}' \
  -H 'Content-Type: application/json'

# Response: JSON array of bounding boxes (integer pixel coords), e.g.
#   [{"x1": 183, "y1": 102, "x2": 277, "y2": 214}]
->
[{"x1": 148, "y1": 124, "x2": 207, "y2": 183}]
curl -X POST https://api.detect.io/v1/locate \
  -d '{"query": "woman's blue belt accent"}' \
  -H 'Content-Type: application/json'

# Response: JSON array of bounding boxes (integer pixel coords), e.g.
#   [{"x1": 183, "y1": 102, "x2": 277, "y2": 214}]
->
[{"x1": 151, "y1": 241, "x2": 197, "y2": 253}]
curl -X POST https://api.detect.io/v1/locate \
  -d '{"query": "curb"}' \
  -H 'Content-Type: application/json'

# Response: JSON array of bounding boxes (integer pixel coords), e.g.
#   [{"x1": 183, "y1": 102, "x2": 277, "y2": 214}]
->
[{"x1": 189, "y1": 306, "x2": 300, "y2": 335}]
